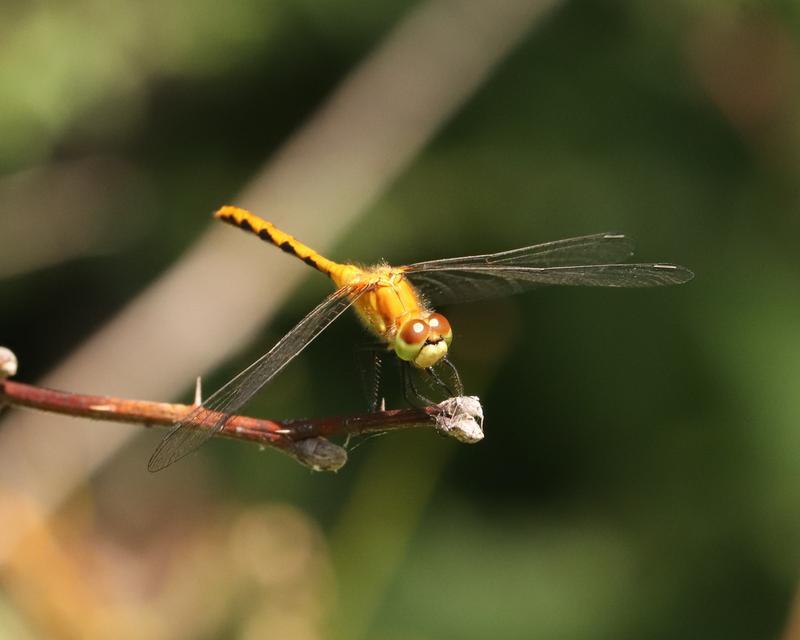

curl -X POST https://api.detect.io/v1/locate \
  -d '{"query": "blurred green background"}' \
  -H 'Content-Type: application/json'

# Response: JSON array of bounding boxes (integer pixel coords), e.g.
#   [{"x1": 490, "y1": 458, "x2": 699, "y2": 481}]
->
[{"x1": 2, "y1": 0, "x2": 800, "y2": 638}]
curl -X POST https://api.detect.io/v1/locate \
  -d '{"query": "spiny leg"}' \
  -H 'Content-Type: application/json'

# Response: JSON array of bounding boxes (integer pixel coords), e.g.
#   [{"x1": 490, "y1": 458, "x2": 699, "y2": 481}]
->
[
  {"x1": 427, "y1": 366, "x2": 457, "y2": 398},
  {"x1": 432, "y1": 356, "x2": 464, "y2": 397},
  {"x1": 402, "y1": 361, "x2": 437, "y2": 408}
]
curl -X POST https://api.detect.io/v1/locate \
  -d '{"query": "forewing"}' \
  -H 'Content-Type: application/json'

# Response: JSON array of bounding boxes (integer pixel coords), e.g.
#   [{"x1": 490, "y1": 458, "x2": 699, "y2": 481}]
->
[
  {"x1": 405, "y1": 232, "x2": 692, "y2": 305},
  {"x1": 407, "y1": 232, "x2": 634, "y2": 271},
  {"x1": 148, "y1": 285, "x2": 368, "y2": 471}
]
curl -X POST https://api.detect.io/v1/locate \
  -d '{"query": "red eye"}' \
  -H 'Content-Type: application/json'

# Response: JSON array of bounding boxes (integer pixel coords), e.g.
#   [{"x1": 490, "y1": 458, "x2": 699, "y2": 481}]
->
[
  {"x1": 400, "y1": 318, "x2": 430, "y2": 345},
  {"x1": 427, "y1": 313, "x2": 451, "y2": 336}
]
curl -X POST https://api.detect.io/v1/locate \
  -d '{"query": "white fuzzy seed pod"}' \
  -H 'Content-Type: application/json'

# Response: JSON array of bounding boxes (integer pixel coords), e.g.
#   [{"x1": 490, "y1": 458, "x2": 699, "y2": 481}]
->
[{"x1": 0, "y1": 347, "x2": 18, "y2": 379}]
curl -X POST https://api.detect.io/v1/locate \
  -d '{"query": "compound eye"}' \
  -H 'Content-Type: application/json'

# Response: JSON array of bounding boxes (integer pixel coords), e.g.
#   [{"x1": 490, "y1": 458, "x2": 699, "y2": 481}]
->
[
  {"x1": 427, "y1": 312, "x2": 452, "y2": 345},
  {"x1": 427, "y1": 313, "x2": 450, "y2": 335},
  {"x1": 400, "y1": 318, "x2": 430, "y2": 345},
  {"x1": 395, "y1": 318, "x2": 431, "y2": 362}
]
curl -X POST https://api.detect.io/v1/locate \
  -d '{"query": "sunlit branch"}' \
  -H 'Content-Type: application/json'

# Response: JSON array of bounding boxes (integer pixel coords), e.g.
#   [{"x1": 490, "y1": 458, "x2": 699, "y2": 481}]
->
[{"x1": 0, "y1": 349, "x2": 483, "y2": 472}]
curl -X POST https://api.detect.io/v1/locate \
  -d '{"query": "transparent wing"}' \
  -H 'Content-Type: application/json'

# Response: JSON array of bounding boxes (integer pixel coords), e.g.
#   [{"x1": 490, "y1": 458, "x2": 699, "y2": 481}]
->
[
  {"x1": 148, "y1": 285, "x2": 369, "y2": 472},
  {"x1": 408, "y1": 232, "x2": 634, "y2": 270},
  {"x1": 404, "y1": 233, "x2": 693, "y2": 306}
]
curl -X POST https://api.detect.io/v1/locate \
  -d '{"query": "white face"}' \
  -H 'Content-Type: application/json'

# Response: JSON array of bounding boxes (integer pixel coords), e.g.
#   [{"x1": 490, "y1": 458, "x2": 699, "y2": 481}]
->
[
  {"x1": 414, "y1": 340, "x2": 448, "y2": 368},
  {"x1": 394, "y1": 313, "x2": 453, "y2": 369}
]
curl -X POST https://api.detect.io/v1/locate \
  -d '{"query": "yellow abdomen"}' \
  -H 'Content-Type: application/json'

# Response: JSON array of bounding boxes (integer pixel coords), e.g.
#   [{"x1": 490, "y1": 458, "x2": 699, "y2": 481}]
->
[{"x1": 215, "y1": 206, "x2": 427, "y2": 341}]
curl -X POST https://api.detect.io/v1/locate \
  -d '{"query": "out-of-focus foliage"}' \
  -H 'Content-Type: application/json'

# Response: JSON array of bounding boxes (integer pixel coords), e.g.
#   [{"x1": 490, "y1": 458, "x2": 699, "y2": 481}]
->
[{"x1": 2, "y1": 0, "x2": 800, "y2": 638}]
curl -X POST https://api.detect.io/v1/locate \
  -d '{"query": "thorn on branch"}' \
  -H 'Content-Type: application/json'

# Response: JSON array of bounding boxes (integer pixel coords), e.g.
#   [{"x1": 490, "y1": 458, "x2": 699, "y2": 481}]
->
[{"x1": 193, "y1": 376, "x2": 203, "y2": 406}]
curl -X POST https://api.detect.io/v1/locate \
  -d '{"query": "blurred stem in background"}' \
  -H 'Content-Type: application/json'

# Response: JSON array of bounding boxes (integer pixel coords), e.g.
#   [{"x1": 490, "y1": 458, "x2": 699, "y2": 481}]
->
[
  {"x1": 0, "y1": 0, "x2": 557, "y2": 540},
  {"x1": 0, "y1": 0, "x2": 558, "y2": 634},
  {"x1": 783, "y1": 586, "x2": 800, "y2": 640}
]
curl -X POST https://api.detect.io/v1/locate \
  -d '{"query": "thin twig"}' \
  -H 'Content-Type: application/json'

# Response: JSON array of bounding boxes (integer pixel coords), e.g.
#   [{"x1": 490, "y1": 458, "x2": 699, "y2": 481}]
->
[{"x1": 0, "y1": 368, "x2": 483, "y2": 472}]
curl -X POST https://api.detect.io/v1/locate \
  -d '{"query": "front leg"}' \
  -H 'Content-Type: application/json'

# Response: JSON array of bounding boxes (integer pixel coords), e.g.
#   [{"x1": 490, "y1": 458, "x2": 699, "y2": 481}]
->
[
  {"x1": 430, "y1": 357, "x2": 464, "y2": 397},
  {"x1": 401, "y1": 361, "x2": 437, "y2": 408}
]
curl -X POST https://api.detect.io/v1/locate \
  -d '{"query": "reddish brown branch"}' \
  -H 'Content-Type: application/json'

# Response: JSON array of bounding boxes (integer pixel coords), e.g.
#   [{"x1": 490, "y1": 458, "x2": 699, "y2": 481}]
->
[{"x1": 0, "y1": 376, "x2": 483, "y2": 471}]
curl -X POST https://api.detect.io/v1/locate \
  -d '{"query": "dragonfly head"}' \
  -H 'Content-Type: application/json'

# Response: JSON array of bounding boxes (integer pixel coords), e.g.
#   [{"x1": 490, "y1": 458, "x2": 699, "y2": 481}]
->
[{"x1": 394, "y1": 313, "x2": 453, "y2": 369}]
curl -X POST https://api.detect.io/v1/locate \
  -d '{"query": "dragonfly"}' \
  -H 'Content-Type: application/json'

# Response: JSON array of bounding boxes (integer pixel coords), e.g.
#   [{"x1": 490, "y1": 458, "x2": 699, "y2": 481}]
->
[{"x1": 148, "y1": 205, "x2": 693, "y2": 471}]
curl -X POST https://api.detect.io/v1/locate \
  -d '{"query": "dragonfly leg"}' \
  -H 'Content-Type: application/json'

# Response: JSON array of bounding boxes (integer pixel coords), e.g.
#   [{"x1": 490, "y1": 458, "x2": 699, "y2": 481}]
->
[
  {"x1": 427, "y1": 368, "x2": 457, "y2": 399},
  {"x1": 402, "y1": 361, "x2": 437, "y2": 408},
  {"x1": 434, "y1": 356, "x2": 464, "y2": 396}
]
